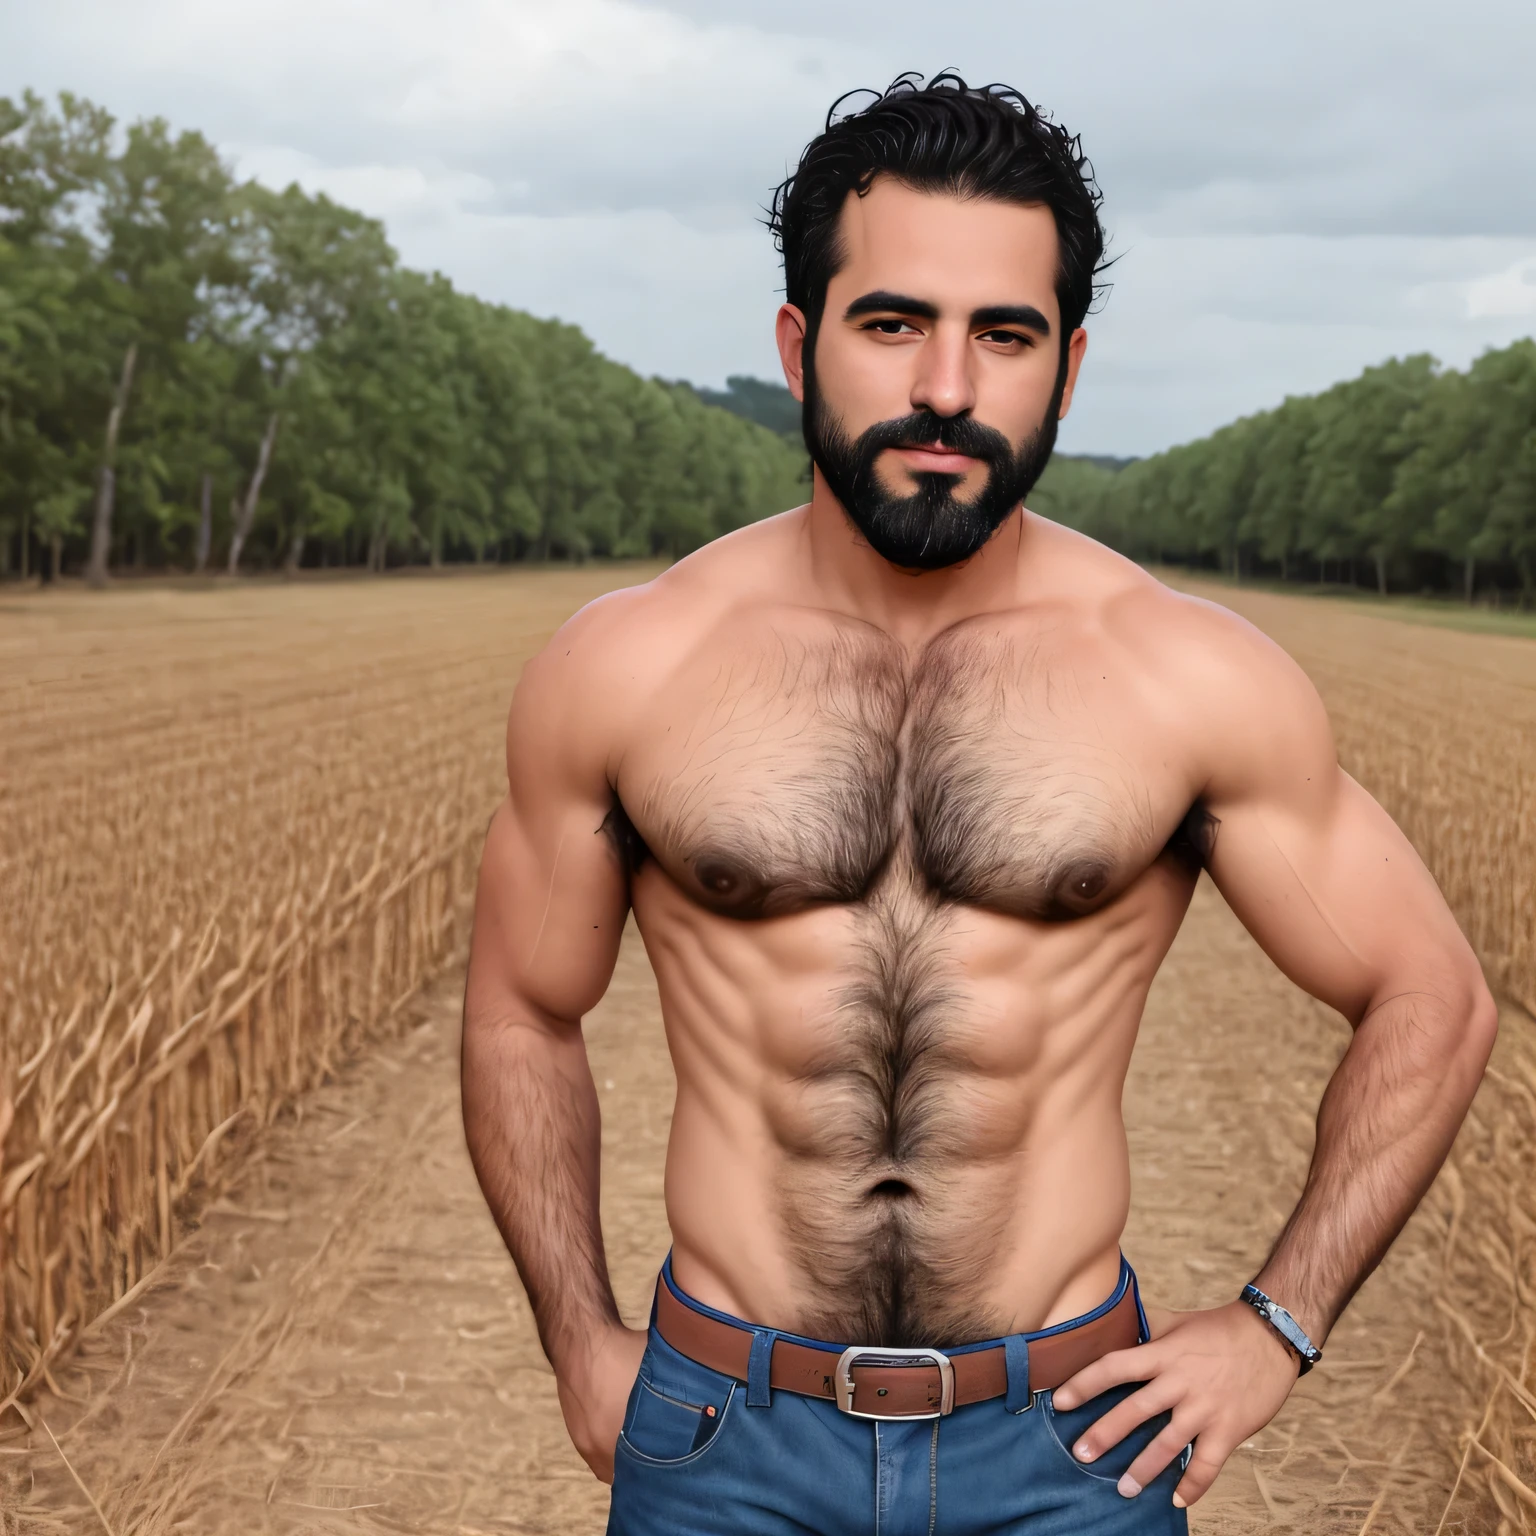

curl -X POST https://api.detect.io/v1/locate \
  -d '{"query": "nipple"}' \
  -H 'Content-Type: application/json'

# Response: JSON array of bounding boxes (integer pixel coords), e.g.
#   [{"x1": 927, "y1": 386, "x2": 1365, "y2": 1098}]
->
[{"x1": 696, "y1": 858, "x2": 741, "y2": 897}]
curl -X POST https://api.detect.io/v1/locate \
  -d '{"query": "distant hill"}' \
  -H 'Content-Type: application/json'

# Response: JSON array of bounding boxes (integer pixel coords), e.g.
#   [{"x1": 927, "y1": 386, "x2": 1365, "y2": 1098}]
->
[
  {"x1": 1067, "y1": 453, "x2": 1137, "y2": 473},
  {"x1": 689, "y1": 376, "x2": 803, "y2": 439}
]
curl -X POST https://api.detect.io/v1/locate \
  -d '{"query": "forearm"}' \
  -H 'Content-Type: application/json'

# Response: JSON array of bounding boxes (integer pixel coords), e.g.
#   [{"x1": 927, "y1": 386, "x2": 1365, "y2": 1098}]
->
[
  {"x1": 461, "y1": 1002, "x2": 620, "y2": 1373},
  {"x1": 1256, "y1": 982, "x2": 1496, "y2": 1342}
]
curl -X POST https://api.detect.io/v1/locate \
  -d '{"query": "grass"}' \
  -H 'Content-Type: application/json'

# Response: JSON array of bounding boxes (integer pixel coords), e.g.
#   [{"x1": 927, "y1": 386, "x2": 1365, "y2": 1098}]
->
[{"x1": 1149, "y1": 565, "x2": 1536, "y2": 641}]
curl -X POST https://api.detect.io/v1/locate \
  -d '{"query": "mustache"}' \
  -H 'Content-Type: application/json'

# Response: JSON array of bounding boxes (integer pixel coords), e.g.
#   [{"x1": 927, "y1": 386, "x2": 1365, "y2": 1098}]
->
[{"x1": 857, "y1": 410, "x2": 1016, "y2": 467}]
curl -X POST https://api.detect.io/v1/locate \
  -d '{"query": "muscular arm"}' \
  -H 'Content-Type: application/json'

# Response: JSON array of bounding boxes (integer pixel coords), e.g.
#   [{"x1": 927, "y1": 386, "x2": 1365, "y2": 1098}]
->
[
  {"x1": 1198, "y1": 625, "x2": 1497, "y2": 1342},
  {"x1": 461, "y1": 606, "x2": 641, "y2": 1477},
  {"x1": 1059, "y1": 601, "x2": 1496, "y2": 1507}
]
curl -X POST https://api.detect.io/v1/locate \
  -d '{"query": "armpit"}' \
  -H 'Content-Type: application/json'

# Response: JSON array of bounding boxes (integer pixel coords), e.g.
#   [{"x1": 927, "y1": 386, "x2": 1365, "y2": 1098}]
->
[
  {"x1": 601, "y1": 795, "x2": 652, "y2": 877},
  {"x1": 1164, "y1": 801, "x2": 1221, "y2": 873}
]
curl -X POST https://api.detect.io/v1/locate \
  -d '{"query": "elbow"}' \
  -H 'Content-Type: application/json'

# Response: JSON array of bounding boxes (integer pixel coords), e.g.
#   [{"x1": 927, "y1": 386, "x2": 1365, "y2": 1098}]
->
[
  {"x1": 1462, "y1": 974, "x2": 1499, "y2": 1074},
  {"x1": 1433, "y1": 961, "x2": 1498, "y2": 1096}
]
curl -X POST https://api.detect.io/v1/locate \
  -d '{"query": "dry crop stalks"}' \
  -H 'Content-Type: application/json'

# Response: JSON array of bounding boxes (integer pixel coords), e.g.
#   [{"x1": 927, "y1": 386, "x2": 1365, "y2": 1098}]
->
[
  {"x1": 1178, "y1": 584, "x2": 1536, "y2": 1019},
  {"x1": 0, "y1": 567, "x2": 650, "y2": 1419},
  {"x1": 1180, "y1": 580, "x2": 1536, "y2": 1531}
]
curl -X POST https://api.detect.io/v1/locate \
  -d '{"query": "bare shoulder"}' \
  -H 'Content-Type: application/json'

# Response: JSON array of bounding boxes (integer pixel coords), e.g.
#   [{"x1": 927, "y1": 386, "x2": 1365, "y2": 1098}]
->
[
  {"x1": 1038, "y1": 524, "x2": 1305, "y2": 680},
  {"x1": 1112, "y1": 578, "x2": 1328, "y2": 742},
  {"x1": 1028, "y1": 517, "x2": 1334, "y2": 783},
  {"x1": 511, "y1": 510, "x2": 808, "y2": 775}
]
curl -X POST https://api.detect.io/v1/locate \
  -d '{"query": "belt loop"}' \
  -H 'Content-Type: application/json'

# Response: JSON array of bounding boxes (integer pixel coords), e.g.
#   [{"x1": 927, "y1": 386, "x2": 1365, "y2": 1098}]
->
[
  {"x1": 747, "y1": 1329, "x2": 777, "y2": 1407},
  {"x1": 1003, "y1": 1334, "x2": 1032, "y2": 1412},
  {"x1": 1127, "y1": 1258, "x2": 1151, "y2": 1345}
]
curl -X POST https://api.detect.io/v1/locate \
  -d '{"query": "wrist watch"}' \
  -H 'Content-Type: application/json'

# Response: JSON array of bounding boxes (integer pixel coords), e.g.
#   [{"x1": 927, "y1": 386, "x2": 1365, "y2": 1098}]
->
[{"x1": 1240, "y1": 1284, "x2": 1322, "y2": 1375}]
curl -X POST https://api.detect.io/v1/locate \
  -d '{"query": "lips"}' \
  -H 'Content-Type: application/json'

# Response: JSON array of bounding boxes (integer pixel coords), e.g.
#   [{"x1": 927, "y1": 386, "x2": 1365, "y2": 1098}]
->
[{"x1": 891, "y1": 444, "x2": 981, "y2": 474}]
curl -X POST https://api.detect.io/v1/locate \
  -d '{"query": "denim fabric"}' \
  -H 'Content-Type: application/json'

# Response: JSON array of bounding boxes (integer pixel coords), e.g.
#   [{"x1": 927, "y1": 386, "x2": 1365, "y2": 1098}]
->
[{"x1": 607, "y1": 1259, "x2": 1190, "y2": 1536}]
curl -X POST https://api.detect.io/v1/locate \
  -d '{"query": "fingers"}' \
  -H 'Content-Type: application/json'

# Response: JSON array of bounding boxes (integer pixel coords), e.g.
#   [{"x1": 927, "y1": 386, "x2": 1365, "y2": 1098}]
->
[
  {"x1": 1067, "y1": 1380, "x2": 1178, "y2": 1467},
  {"x1": 1173, "y1": 1438, "x2": 1230, "y2": 1507},
  {"x1": 1053, "y1": 1343, "x2": 1160, "y2": 1411},
  {"x1": 1119, "y1": 1418, "x2": 1197, "y2": 1500}
]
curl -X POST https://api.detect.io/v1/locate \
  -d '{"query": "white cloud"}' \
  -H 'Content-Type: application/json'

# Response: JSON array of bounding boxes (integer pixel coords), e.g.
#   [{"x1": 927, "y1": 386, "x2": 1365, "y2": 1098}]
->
[
  {"x1": 233, "y1": 146, "x2": 502, "y2": 231},
  {"x1": 1064, "y1": 232, "x2": 1536, "y2": 455},
  {"x1": 1465, "y1": 258, "x2": 1536, "y2": 319}
]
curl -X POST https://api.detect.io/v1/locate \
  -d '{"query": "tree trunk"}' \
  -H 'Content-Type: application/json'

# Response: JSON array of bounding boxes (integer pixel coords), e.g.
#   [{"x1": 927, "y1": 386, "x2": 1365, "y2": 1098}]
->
[
  {"x1": 1464, "y1": 555, "x2": 1476, "y2": 604},
  {"x1": 283, "y1": 526, "x2": 305, "y2": 578},
  {"x1": 194, "y1": 473, "x2": 213, "y2": 573},
  {"x1": 48, "y1": 534, "x2": 61, "y2": 583},
  {"x1": 19, "y1": 506, "x2": 29, "y2": 581},
  {"x1": 86, "y1": 343, "x2": 138, "y2": 590},
  {"x1": 1374, "y1": 553, "x2": 1387, "y2": 595},
  {"x1": 226, "y1": 412, "x2": 280, "y2": 575}
]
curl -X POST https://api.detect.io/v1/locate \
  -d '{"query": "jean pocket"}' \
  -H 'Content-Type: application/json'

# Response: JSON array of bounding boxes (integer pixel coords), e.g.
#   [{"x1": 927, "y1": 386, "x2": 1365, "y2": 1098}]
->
[
  {"x1": 1040, "y1": 1381, "x2": 1179, "y2": 1485},
  {"x1": 618, "y1": 1332, "x2": 737, "y2": 1466}
]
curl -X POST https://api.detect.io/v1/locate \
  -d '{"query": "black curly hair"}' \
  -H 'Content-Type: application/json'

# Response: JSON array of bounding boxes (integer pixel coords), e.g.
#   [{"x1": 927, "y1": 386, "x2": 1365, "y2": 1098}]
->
[{"x1": 768, "y1": 71, "x2": 1108, "y2": 353}]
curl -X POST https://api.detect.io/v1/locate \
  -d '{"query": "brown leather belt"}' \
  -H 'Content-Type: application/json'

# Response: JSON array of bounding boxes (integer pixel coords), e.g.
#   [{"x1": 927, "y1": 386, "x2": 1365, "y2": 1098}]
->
[{"x1": 654, "y1": 1275, "x2": 1140, "y2": 1420}]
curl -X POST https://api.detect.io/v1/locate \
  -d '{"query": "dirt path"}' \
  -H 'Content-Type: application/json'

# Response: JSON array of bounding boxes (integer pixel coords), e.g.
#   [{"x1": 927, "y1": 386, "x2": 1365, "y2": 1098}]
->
[{"x1": 4, "y1": 881, "x2": 1518, "y2": 1534}]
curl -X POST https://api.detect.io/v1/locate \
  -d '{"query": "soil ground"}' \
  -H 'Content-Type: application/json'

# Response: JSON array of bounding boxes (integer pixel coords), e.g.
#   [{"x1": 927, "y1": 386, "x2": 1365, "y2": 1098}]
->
[{"x1": 2, "y1": 570, "x2": 1529, "y2": 1534}]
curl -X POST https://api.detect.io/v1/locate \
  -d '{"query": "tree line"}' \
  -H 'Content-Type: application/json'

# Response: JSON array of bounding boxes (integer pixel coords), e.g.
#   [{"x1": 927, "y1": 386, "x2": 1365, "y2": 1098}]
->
[
  {"x1": 1032, "y1": 342, "x2": 1536, "y2": 602},
  {"x1": 0, "y1": 91, "x2": 808, "y2": 584}
]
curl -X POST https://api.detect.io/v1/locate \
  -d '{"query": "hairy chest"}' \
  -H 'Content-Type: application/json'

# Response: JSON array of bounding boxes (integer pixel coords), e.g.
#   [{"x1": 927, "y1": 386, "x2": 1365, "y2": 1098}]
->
[{"x1": 618, "y1": 619, "x2": 1203, "y2": 921}]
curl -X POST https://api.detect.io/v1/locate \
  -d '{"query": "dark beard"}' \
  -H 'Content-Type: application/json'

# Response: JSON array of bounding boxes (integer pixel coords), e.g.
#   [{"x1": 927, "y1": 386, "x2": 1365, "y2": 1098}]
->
[{"x1": 803, "y1": 362, "x2": 1065, "y2": 572}]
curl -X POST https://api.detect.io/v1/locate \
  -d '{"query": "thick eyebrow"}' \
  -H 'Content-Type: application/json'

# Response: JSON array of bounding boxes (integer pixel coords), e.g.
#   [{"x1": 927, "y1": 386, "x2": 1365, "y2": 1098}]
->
[
  {"x1": 842, "y1": 290, "x2": 939, "y2": 321},
  {"x1": 841, "y1": 291, "x2": 1052, "y2": 338},
  {"x1": 969, "y1": 304, "x2": 1051, "y2": 337}
]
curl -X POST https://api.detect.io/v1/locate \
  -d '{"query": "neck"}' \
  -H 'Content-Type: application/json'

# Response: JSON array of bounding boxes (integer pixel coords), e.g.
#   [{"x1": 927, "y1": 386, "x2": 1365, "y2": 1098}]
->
[{"x1": 797, "y1": 465, "x2": 1029, "y2": 646}]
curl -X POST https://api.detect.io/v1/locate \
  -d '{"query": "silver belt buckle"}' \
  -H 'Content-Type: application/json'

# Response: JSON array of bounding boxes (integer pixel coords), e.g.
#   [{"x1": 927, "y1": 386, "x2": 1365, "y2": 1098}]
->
[{"x1": 832, "y1": 1346, "x2": 955, "y2": 1420}]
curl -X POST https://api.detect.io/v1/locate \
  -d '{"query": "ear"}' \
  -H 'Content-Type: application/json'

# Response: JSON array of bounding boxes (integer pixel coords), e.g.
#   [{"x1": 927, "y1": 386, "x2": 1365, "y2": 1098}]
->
[
  {"x1": 1056, "y1": 327, "x2": 1089, "y2": 420},
  {"x1": 776, "y1": 304, "x2": 809, "y2": 403}
]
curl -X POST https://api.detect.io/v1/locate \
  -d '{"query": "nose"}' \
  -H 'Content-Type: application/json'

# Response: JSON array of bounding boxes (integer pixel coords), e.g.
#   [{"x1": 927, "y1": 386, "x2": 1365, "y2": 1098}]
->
[{"x1": 909, "y1": 321, "x2": 976, "y2": 419}]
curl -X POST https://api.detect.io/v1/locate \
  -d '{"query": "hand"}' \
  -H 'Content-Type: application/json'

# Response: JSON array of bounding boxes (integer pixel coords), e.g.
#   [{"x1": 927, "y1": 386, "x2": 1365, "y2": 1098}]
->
[
  {"x1": 1051, "y1": 1300, "x2": 1301, "y2": 1508},
  {"x1": 556, "y1": 1323, "x2": 649, "y2": 1483}
]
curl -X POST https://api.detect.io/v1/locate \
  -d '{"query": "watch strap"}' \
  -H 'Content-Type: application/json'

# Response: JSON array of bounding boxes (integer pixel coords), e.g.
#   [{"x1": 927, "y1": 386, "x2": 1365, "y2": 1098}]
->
[{"x1": 1240, "y1": 1283, "x2": 1322, "y2": 1375}]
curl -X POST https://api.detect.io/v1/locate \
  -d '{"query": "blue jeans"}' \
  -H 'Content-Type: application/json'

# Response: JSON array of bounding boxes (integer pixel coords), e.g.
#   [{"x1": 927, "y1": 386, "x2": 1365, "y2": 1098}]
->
[{"x1": 608, "y1": 1257, "x2": 1189, "y2": 1535}]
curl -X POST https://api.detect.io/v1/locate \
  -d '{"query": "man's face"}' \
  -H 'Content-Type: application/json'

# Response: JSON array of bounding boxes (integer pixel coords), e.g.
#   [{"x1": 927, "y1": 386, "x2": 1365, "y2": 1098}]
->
[{"x1": 780, "y1": 178, "x2": 1087, "y2": 571}]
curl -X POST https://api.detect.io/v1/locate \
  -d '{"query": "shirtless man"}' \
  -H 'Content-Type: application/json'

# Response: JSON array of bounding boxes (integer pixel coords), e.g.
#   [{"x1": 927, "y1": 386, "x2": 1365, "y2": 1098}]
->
[{"x1": 461, "y1": 75, "x2": 1496, "y2": 1534}]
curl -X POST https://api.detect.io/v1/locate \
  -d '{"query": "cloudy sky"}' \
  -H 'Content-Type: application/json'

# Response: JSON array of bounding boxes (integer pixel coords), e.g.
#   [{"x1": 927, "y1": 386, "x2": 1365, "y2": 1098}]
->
[{"x1": 7, "y1": 0, "x2": 1536, "y2": 455}]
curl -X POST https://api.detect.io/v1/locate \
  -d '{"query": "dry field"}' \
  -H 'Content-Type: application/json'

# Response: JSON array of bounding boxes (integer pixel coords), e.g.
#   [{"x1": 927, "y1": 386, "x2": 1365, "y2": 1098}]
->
[
  {"x1": 1174, "y1": 576, "x2": 1536, "y2": 1532},
  {"x1": 0, "y1": 567, "x2": 1533, "y2": 1534},
  {"x1": 0, "y1": 568, "x2": 658, "y2": 1414}
]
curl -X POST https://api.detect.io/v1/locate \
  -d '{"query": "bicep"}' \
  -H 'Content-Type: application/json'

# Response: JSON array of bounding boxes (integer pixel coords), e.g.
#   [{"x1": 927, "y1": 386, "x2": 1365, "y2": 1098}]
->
[
  {"x1": 1198, "y1": 643, "x2": 1476, "y2": 1025},
  {"x1": 466, "y1": 794, "x2": 629, "y2": 1029},
  {"x1": 464, "y1": 653, "x2": 631, "y2": 1033}
]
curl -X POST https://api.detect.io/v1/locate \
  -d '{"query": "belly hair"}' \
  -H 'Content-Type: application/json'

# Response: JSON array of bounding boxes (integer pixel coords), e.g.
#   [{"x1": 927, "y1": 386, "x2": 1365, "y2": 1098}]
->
[{"x1": 779, "y1": 888, "x2": 1016, "y2": 1347}]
